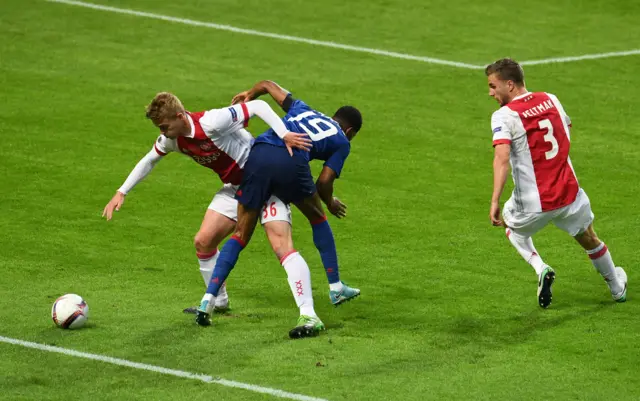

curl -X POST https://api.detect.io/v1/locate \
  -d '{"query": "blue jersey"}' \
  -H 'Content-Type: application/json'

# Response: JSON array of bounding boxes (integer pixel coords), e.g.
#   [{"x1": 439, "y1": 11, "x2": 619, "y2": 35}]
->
[{"x1": 254, "y1": 96, "x2": 351, "y2": 177}]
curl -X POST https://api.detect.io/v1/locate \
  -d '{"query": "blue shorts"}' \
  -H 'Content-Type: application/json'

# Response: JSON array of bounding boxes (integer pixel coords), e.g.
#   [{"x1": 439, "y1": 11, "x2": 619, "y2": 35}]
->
[{"x1": 236, "y1": 143, "x2": 316, "y2": 210}]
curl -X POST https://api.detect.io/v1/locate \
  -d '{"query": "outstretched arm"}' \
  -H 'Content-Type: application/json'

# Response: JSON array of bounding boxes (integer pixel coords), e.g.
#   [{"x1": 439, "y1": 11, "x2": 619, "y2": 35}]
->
[
  {"x1": 102, "y1": 148, "x2": 164, "y2": 220},
  {"x1": 232, "y1": 80, "x2": 290, "y2": 109}
]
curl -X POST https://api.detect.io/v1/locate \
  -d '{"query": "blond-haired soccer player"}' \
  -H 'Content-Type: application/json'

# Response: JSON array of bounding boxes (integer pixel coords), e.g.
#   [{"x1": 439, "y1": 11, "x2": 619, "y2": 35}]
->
[
  {"x1": 103, "y1": 92, "x2": 311, "y2": 313},
  {"x1": 486, "y1": 58, "x2": 627, "y2": 308}
]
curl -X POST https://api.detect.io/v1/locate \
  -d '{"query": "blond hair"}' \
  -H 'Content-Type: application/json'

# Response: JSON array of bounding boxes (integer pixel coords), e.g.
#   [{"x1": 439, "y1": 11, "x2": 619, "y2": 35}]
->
[{"x1": 145, "y1": 92, "x2": 185, "y2": 122}]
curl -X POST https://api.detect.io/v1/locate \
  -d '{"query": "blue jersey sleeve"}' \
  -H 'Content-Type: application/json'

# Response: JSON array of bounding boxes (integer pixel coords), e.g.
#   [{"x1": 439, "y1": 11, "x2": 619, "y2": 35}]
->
[
  {"x1": 323, "y1": 143, "x2": 350, "y2": 178},
  {"x1": 282, "y1": 94, "x2": 312, "y2": 115}
]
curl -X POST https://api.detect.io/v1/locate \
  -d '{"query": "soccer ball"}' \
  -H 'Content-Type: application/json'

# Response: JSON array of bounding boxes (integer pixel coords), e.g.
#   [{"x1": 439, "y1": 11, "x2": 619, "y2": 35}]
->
[{"x1": 51, "y1": 294, "x2": 89, "y2": 329}]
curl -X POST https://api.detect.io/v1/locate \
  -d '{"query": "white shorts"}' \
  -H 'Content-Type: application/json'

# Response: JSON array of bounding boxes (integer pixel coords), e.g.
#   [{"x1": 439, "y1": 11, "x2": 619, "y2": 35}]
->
[
  {"x1": 208, "y1": 184, "x2": 291, "y2": 225},
  {"x1": 503, "y1": 188, "x2": 594, "y2": 237}
]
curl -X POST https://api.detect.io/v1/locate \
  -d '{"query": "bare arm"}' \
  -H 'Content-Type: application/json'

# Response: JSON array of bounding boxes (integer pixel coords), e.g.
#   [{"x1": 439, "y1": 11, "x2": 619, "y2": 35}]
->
[
  {"x1": 316, "y1": 166, "x2": 346, "y2": 218},
  {"x1": 490, "y1": 144, "x2": 511, "y2": 226},
  {"x1": 231, "y1": 80, "x2": 289, "y2": 108}
]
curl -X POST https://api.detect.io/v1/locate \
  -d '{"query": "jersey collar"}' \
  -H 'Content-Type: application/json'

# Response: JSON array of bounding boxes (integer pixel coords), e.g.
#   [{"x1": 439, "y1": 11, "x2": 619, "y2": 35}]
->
[
  {"x1": 512, "y1": 92, "x2": 532, "y2": 101},
  {"x1": 186, "y1": 113, "x2": 195, "y2": 138}
]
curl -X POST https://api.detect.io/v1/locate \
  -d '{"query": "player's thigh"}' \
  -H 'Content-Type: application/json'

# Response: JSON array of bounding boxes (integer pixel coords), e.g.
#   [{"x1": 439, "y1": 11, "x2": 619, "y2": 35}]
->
[
  {"x1": 233, "y1": 203, "x2": 261, "y2": 244},
  {"x1": 208, "y1": 184, "x2": 239, "y2": 221},
  {"x1": 552, "y1": 188, "x2": 594, "y2": 237},
  {"x1": 262, "y1": 220, "x2": 294, "y2": 260},
  {"x1": 502, "y1": 197, "x2": 551, "y2": 237},
  {"x1": 294, "y1": 192, "x2": 325, "y2": 222},
  {"x1": 196, "y1": 184, "x2": 238, "y2": 246},
  {"x1": 260, "y1": 196, "x2": 292, "y2": 225},
  {"x1": 196, "y1": 210, "x2": 236, "y2": 248}
]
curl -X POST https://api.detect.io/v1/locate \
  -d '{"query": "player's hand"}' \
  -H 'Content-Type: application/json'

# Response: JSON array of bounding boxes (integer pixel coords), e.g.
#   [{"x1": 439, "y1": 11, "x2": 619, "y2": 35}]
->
[
  {"x1": 103, "y1": 191, "x2": 126, "y2": 221},
  {"x1": 328, "y1": 197, "x2": 347, "y2": 218},
  {"x1": 283, "y1": 132, "x2": 313, "y2": 156},
  {"x1": 489, "y1": 201, "x2": 503, "y2": 226},
  {"x1": 231, "y1": 91, "x2": 253, "y2": 105}
]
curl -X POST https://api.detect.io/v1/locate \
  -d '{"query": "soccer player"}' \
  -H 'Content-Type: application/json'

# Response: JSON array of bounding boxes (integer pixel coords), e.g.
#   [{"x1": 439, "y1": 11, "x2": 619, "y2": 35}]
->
[
  {"x1": 486, "y1": 58, "x2": 628, "y2": 308},
  {"x1": 102, "y1": 92, "x2": 311, "y2": 312},
  {"x1": 196, "y1": 81, "x2": 363, "y2": 338}
]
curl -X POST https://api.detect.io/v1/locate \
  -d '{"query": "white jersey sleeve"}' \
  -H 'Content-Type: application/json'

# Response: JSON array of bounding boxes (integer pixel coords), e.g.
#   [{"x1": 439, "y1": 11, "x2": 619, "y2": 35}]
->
[
  {"x1": 199, "y1": 100, "x2": 288, "y2": 139},
  {"x1": 491, "y1": 107, "x2": 519, "y2": 146},
  {"x1": 199, "y1": 104, "x2": 249, "y2": 137},
  {"x1": 153, "y1": 134, "x2": 178, "y2": 156},
  {"x1": 117, "y1": 145, "x2": 165, "y2": 194}
]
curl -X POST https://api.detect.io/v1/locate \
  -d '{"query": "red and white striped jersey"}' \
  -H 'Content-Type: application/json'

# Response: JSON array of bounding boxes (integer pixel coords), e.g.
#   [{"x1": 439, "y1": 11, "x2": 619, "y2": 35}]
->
[
  {"x1": 491, "y1": 92, "x2": 579, "y2": 213},
  {"x1": 154, "y1": 103, "x2": 252, "y2": 185}
]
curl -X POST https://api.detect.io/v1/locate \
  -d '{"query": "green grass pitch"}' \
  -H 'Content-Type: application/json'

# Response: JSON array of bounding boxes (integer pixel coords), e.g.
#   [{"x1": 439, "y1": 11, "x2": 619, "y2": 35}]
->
[{"x1": 1, "y1": 0, "x2": 640, "y2": 400}]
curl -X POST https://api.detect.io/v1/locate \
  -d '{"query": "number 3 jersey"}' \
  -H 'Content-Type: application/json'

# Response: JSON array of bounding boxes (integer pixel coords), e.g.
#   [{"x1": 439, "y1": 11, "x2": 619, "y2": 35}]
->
[
  {"x1": 491, "y1": 92, "x2": 579, "y2": 213},
  {"x1": 254, "y1": 94, "x2": 351, "y2": 178}
]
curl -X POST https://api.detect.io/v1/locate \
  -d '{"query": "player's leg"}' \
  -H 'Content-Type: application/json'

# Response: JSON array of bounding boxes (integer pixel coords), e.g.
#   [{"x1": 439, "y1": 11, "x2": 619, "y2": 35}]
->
[
  {"x1": 502, "y1": 198, "x2": 555, "y2": 308},
  {"x1": 196, "y1": 204, "x2": 260, "y2": 326},
  {"x1": 192, "y1": 209, "x2": 235, "y2": 312},
  {"x1": 505, "y1": 228, "x2": 549, "y2": 276},
  {"x1": 183, "y1": 185, "x2": 238, "y2": 314},
  {"x1": 294, "y1": 193, "x2": 360, "y2": 306},
  {"x1": 554, "y1": 188, "x2": 627, "y2": 302},
  {"x1": 262, "y1": 211, "x2": 324, "y2": 339},
  {"x1": 574, "y1": 225, "x2": 626, "y2": 302},
  {"x1": 196, "y1": 144, "x2": 273, "y2": 326}
]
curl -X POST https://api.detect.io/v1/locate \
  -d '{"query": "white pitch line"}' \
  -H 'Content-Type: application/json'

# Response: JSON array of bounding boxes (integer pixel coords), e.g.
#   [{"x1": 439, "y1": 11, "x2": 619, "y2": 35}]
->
[
  {"x1": 0, "y1": 335, "x2": 329, "y2": 401},
  {"x1": 520, "y1": 49, "x2": 640, "y2": 66},
  {"x1": 45, "y1": 0, "x2": 481, "y2": 70},
  {"x1": 43, "y1": 0, "x2": 640, "y2": 69}
]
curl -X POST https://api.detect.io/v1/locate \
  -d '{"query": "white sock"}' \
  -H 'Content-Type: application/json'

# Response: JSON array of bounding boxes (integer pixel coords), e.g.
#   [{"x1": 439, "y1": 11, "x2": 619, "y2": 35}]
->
[
  {"x1": 329, "y1": 282, "x2": 343, "y2": 292},
  {"x1": 197, "y1": 249, "x2": 219, "y2": 287},
  {"x1": 506, "y1": 228, "x2": 547, "y2": 276},
  {"x1": 215, "y1": 282, "x2": 228, "y2": 306},
  {"x1": 198, "y1": 249, "x2": 228, "y2": 305},
  {"x1": 281, "y1": 251, "x2": 316, "y2": 317},
  {"x1": 587, "y1": 243, "x2": 622, "y2": 293}
]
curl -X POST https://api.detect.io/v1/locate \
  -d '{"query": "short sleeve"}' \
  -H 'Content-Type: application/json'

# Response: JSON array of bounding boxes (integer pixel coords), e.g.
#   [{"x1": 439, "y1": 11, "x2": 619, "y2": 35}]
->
[
  {"x1": 199, "y1": 104, "x2": 249, "y2": 137},
  {"x1": 154, "y1": 135, "x2": 177, "y2": 156},
  {"x1": 491, "y1": 109, "x2": 513, "y2": 147},
  {"x1": 324, "y1": 143, "x2": 351, "y2": 178},
  {"x1": 286, "y1": 96, "x2": 313, "y2": 115}
]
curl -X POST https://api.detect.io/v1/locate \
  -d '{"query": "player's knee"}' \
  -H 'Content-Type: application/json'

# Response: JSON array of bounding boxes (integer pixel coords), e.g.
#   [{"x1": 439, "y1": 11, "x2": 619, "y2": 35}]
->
[
  {"x1": 231, "y1": 228, "x2": 253, "y2": 246},
  {"x1": 264, "y1": 225, "x2": 293, "y2": 260},
  {"x1": 575, "y1": 225, "x2": 601, "y2": 250},
  {"x1": 194, "y1": 231, "x2": 218, "y2": 253}
]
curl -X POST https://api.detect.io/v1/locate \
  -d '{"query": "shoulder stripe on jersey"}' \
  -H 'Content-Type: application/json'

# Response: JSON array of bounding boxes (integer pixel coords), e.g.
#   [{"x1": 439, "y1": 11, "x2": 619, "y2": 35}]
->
[
  {"x1": 492, "y1": 139, "x2": 511, "y2": 147},
  {"x1": 241, "y1": 103, "x2": 249, "y2": 128},
  {"x1": 154, "y1": 144, "x2": 167, "y2": 156}
]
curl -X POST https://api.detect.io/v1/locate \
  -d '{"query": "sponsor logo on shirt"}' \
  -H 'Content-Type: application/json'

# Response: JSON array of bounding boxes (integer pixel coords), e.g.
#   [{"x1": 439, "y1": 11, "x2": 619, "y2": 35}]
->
[
  {"x1": 191, "y1": 152, "x2": 222, "y2": 165},
  {"x1": 493, "y1": 126, "x2": 502, "y2": 133},
  {"x1": 200, "y1": 142, "x2": 215, "y2": 151}
]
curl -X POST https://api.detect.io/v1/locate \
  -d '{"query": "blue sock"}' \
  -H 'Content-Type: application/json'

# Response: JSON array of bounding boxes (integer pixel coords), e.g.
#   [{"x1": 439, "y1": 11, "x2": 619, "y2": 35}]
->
[
  {"x1": 205, "y1": 236, "x2": 245, "y2": 296},
  {"x1": 311, "y1": 217, "x2": 340, "y2": 284}
]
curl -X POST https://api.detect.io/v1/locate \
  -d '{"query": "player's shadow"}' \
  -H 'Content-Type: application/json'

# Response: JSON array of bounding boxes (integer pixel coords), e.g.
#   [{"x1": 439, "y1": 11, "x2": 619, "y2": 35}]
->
[{"x1": 446, "y1": 302, "x2": 609, "y2": 349}]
